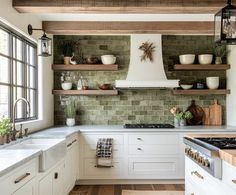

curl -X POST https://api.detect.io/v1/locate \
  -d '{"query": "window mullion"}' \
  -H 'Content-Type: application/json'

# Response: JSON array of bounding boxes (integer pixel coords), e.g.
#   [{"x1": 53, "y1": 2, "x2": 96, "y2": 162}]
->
[{"x1": 9, "y1": 33, "x2": 13, "y2": 122}]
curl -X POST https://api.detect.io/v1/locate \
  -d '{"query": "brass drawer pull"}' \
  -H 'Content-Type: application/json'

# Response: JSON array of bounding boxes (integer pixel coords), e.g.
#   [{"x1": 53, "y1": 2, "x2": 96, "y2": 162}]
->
[
  {"x1": 232, "y1": 180, "x2": 236, "y2": 184},
  {"x1": 137, "y1": 138, "x2": 142, "y2": 141},
  {"x1": 137, "y1": 148, "x2": 142, "y2": 151},
  {"x1": 72, "y1": 139, "x2": 77, "y2": 144},
  {"x1": 191, "y1": 171, "x2": 204, "y2": 180},
  {"x1": 14, "y1": 173, "x2": 30, "y2": 184},
  {"x1": 67, "y1": 143, "x2": 72, "y2": 147}
]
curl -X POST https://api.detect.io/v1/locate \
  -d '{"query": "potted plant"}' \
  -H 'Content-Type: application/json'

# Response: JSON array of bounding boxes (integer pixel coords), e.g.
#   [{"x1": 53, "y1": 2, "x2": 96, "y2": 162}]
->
[
  {"x1": 175, "y1": 111, "x2": 193, "y2": 126},
  {"x1": 62, "y1": 41, "x2": 74, "y2": 65},
  {"x1": 213, "y1": 44, "x2": 227, "y2": 64},
  {"x1": 65, "y1": 98, "x2": 76, "y2": 127},
  {"x1": 170, "y1": 106, "x2": 181, "y2": 127},
  {"x1": 0, "y1": 117, "x2": 11, "y2": 145}
]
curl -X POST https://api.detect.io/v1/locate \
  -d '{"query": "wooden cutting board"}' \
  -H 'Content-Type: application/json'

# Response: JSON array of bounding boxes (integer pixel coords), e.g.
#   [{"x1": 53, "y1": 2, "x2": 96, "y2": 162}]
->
[
  {"x1": 209, "y1": 99, "x2": 222, "y2": 125},
  {"x1": 202, "y1": 107, "x2": 211, "y2": 125}
]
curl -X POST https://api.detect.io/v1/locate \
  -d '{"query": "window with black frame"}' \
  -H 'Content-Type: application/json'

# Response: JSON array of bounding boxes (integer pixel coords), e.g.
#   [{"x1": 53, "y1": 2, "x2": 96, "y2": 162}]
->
[{"x1": 0, "y1": 23, "x2": 38, "y2": 122}]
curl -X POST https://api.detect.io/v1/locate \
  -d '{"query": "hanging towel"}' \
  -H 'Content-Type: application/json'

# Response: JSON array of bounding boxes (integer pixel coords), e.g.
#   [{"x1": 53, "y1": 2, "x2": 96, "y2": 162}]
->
[{"x1": 96, "y1": 138, "x2": 113, "y2": 168}]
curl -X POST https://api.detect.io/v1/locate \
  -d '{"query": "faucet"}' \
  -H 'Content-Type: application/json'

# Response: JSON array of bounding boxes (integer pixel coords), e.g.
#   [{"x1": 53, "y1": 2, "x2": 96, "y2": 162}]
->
[{"x1": 11, "y1": 98, "x2": 31, "y2": 141}]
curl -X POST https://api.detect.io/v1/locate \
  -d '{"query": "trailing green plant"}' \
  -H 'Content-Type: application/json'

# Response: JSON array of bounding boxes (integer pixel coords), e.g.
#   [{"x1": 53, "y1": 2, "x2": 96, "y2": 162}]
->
[
  {"x1": 175, "y1": 111, "x2": 193, "y2": 121},
  {"x1": 213, "y1": 44, "x2": 227, "y2": 58},
  {"x1": 65, "y1": 98, "x2": 76, "y2": 118},
  {"x1": 0, "y1": 117, "x2": 11, "y2": 136}
]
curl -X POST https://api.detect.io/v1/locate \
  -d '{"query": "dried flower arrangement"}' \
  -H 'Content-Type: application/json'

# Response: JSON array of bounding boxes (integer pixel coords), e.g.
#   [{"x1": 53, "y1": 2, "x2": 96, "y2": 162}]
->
[{"x1": 139, "y1": 41, "x2": 156, "y2": 62}]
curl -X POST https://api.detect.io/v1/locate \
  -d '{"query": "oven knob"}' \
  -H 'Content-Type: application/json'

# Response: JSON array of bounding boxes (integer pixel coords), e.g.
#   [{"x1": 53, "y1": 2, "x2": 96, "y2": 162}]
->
[
  {"x1": 194, "y1": 153, "x2": 200, "y2": 160},
  {"x1": 203, "y1": 159, "x2": 210, "y2": 167},
  {"x1": 198, "y1": 156, "x2": 204, "y2": 163},
  {"x1": 185, "y1": 148, "x2": 190, "y2": 154}
]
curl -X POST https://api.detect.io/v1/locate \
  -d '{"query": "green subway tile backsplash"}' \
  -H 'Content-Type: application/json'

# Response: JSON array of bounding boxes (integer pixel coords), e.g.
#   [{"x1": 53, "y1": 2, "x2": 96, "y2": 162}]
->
[{"x1": 53, "y1": 35, "x2": 226, "y2": 125}]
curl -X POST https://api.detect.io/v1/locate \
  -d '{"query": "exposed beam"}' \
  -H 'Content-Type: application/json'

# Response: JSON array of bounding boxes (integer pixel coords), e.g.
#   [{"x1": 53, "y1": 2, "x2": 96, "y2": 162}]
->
[
  {"x1": 13, "y1": 0, "x2": 226, "y2": 14},
  {"x1": 42, "y1": 21, "x2": 214, "y2": 35}
]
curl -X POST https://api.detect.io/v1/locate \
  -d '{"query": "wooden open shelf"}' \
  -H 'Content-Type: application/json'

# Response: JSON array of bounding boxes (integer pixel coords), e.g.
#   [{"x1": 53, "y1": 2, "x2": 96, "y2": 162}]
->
[
  {"x1": 172, "y1": 89, "x2": 230, "y2": 95},
  {"x1": 173, "y1": 64, "x2": 230, "y2": 71},
  {"x1": 52, "y1": 64, "x2": 118, "y2": 71},
  {"x1": 52, "y1": 90, "x2": 118, "y2": 96}
]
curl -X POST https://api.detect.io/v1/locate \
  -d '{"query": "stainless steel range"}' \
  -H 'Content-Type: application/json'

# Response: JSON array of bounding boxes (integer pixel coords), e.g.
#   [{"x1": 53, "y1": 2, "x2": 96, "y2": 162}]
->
[{"x1": 183, "y1": 137, "x2": 236, "y2": 179}]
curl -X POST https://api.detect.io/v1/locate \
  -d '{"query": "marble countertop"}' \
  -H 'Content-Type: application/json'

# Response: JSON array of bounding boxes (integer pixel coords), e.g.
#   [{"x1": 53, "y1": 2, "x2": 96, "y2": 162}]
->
[
  {"x1": 0, "y1": 149, "x2": 41, "y2": 177},
  {"x1": 1, "y1": 124, "x2": 236, "y2": 177}
]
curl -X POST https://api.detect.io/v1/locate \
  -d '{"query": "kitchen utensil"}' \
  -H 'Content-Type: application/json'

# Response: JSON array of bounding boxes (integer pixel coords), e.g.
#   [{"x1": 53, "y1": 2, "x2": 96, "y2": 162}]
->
[
  {"x1": 202, "y1": 107, "x2": 211, "y2": 125},
  {"x1": 206, "y1": 77, "x2": 219, "y2": 89},
  {"x1": 85, "y1": 56, "x2": 99, "y2": 64},
  {"x1": 186, "y1": 100, "x2": 204, "y2": 125},
  {"x1": 209, "y1": 99, "x2": 222, "y2": 125},
  {"x1": 179, "y1": 54, "x2": 195, "y2": 64},
  {"x1": 61, "y1": 82, "x2": 72, "y2": 90},
  {"x1": 98, "y1": 84, "x2": 112, "y2": 90},
  {"x1": 101, "y1": 55, "x2": 116, "y2": 65},
  {"x1": 180, "y1": 84, "x2": 193, "y2": 90},
  {"x1": 198, "y1": 54, "x2": 213, "y2": 65}
]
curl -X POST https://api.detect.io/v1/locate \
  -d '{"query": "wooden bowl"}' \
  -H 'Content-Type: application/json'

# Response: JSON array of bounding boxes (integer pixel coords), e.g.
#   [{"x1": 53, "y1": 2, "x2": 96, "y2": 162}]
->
[{"x1": 98, "y1": 84, "x2": 112, "y2": 90}]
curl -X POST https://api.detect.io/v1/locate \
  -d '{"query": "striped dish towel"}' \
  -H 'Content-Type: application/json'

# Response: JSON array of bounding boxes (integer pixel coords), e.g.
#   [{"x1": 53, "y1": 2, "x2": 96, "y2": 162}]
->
[{"x1": 96, "y1": 138, "x2": 113, "y2": 168}]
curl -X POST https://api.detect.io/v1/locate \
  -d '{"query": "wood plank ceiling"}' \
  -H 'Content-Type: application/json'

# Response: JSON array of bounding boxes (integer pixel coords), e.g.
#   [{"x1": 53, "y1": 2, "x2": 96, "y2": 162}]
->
[
  {"x1": 13, "y1": 0, "x2": 226, "y2": 14},
  {"x1": 14, "y1": 0, "x2": 224, "y2": 35}
]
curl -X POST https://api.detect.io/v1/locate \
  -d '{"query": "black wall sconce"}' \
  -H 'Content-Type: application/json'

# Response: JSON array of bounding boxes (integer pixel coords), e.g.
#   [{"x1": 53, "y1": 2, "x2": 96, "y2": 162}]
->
[
  {"x1": 28, "y1": 24, "x2": 52, "y2": 57},
  {"x1": 214, "y1": 0, "x2": 236, "y2": 45}
]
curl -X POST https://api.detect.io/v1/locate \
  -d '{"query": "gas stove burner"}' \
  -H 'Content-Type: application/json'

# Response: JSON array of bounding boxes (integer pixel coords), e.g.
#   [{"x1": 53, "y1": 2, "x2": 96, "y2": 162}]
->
[
  {"x1": 196, "y1": 137, "x2": 236, "y2": 149},
  {"x1": 124, "y1": 124, "x2": 175, "y2": 129}
]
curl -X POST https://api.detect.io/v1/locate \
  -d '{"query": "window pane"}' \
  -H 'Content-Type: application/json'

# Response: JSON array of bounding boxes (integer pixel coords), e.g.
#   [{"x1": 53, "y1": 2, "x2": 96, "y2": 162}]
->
[
  {"x1": 0, "y1": 29, "x2": 9, "y2": 56},
  {"x1": 16, "y1": 39, "x2": 23, "y2": 61},
  {"x1": 0, "y1": 85, "x2": 9, "y2": 117},
  {"x1": 0, "y1": 56, "x2": 9, "y2": 83},
  {"x1": 29, "y1": 66, "x2": 35, "y2": 88},
  {"x1": 13, "y1": 61, "x2": 23, "y2": 86},
  {"x1": 29, "y1": 46, "x2": 35, "y2": 65},
  {"x1": 29, "y1": 89, "x2": 36, "y2": 117}
]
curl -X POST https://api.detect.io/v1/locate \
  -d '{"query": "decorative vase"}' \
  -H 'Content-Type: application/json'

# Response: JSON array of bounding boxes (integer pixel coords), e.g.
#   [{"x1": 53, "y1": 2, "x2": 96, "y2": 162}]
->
[
  {"x1": 66, "y1": 118, "x2": 75, "y2": 127},
  {"x1": 0, "y1": 135, "x2": 6, "y2": 145},
  {"x1": 180, "y1": 119, "x2": 186, "y2": 126},
  {"x1": 174, "y1": 118, "x2": 179, "y2": 127},
  {"x1": 215, "y1": 57, "x2": 222, "y2": 65},
  {"x1": 64, "y1": 57, "x2": 71, "y2": 65}
]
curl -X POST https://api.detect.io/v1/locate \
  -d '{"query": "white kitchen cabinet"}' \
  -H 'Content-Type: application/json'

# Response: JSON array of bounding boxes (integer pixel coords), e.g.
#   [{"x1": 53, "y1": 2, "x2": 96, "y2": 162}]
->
[
  {"x1": 185, "y1": 156, "x2": 236, "y2": 195},
  {"x1": 38, "y1": 160, "x2": 65, "y2": 195},
  {"x1": 0, "y1": 158, "x2": 38, "y2": 195},
  {"x1": 64, "y1": 134, "x2": 79, "y2": 194},
  {"x1": 12, "y1": 179, "x2": 36, "y2": 195}
]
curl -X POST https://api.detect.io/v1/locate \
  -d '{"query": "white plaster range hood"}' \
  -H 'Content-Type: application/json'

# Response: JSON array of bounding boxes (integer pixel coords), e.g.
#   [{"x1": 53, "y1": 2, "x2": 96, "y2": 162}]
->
[{"x1": 115, "y1": 34, "x2": 179, "y2": 89}]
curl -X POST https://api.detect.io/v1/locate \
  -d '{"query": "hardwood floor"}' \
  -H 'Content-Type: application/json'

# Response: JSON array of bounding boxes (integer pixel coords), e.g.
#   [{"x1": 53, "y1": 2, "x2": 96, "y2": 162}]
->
[{"x1": 69, "y1": 184, "x2": 185, "y2": 195}]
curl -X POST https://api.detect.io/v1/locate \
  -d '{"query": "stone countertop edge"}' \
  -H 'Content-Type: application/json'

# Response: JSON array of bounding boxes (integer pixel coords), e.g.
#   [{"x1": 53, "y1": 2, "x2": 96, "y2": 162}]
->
[{"x1": 0, "y1": 150, "x2": 41, "y2": 178}]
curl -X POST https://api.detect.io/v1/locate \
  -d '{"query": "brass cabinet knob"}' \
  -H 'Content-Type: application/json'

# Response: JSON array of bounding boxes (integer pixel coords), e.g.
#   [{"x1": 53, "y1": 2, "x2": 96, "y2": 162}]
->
[{"x1": 202, "y1": 159, "x2": 210, "y2": 167}]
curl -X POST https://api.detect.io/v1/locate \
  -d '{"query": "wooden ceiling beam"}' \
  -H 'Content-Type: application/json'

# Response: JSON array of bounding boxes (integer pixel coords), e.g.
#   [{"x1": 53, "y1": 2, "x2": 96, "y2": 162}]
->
[
  {"x1": 42, "y1": 21, "x2": 214, "y2": 35},
  {"x1": 13, "y1": 0, "x2": 226, "y2": 14}
]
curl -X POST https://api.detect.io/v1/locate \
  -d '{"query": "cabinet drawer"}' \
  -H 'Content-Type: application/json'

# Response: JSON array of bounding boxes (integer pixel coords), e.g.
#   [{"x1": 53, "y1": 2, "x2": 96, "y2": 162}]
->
[
  {"x1": 82, "y1": 134, "x2": 124, "y2": 145},
  {"x1": 222, "y1": 161, "x2": 236, "y2": 192},
  {"x1": 129, "y1": 145, "x2": 179, "y2": 155},
  {"x1": 128, "y1": 157, "x2": 181, "y2": 178},
  {"x1": 128, "y1": 134, "x2": 179, "y2": 145},
  {"x1": 84, "y1": 144, "x2": 124, "y2": 158},
  {"x1": 83, "y1": 159, "x2": 124, "y2": 178},
  {"x1": 0, "y1": 158, "x2": 37, "y2": 194}
]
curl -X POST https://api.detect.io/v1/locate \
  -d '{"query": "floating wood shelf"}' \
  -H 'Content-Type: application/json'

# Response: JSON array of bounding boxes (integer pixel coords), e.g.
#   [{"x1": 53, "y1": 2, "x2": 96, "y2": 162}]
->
[
  {"x1": 52, "y1": 90, "x2": 118, "y2": 96},
  {"x1": 173, "y1": 89, "x2": 230, "y2": 95},
  {"x1": 173, "y1": 64, "x2": 230, "y2": 71},
  {"x1": 52, "y1": 64, "x2": 118, "y2": 71}
]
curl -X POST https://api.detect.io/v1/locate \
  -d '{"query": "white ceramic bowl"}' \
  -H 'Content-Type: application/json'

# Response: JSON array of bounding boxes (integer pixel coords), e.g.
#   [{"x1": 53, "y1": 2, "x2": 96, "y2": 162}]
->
[
  {"x1": 180, "y1": 84, "x2": 193, "y2": 90},
  {"x1": 206, "y1": 77, "x2": 219, "y2": 89},
  {"x1": 179, "y1": 54, "x2": 195, "y2": 65},
  {"x1": 61, "y1": 82, "x2": 72, "y2": 90},
  {"x1": 198, "y1": 54, "x2": 213, "y2": 65},
  {"x1": 101, "y1": 55, "x2": 116, "y2": 65}
]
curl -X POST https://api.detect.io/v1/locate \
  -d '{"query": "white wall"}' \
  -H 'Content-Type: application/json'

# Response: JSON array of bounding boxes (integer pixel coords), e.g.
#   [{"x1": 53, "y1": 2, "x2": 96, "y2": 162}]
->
[
  {"x1": 0, "y1": 0, "x2": 54, "y2": 132},
  {"x1": 227, "y1": 46, "x2": 236, "y2": 126}
]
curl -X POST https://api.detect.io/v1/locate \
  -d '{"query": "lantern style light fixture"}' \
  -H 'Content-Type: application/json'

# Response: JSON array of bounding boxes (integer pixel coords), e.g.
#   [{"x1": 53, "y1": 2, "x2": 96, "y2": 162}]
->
[
  {"x1": 215, "y1": 0, "x2": 236, "y2": 45},
  {"x1": 28, "y1": 24, "x2": 52, "y2": 57}
]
